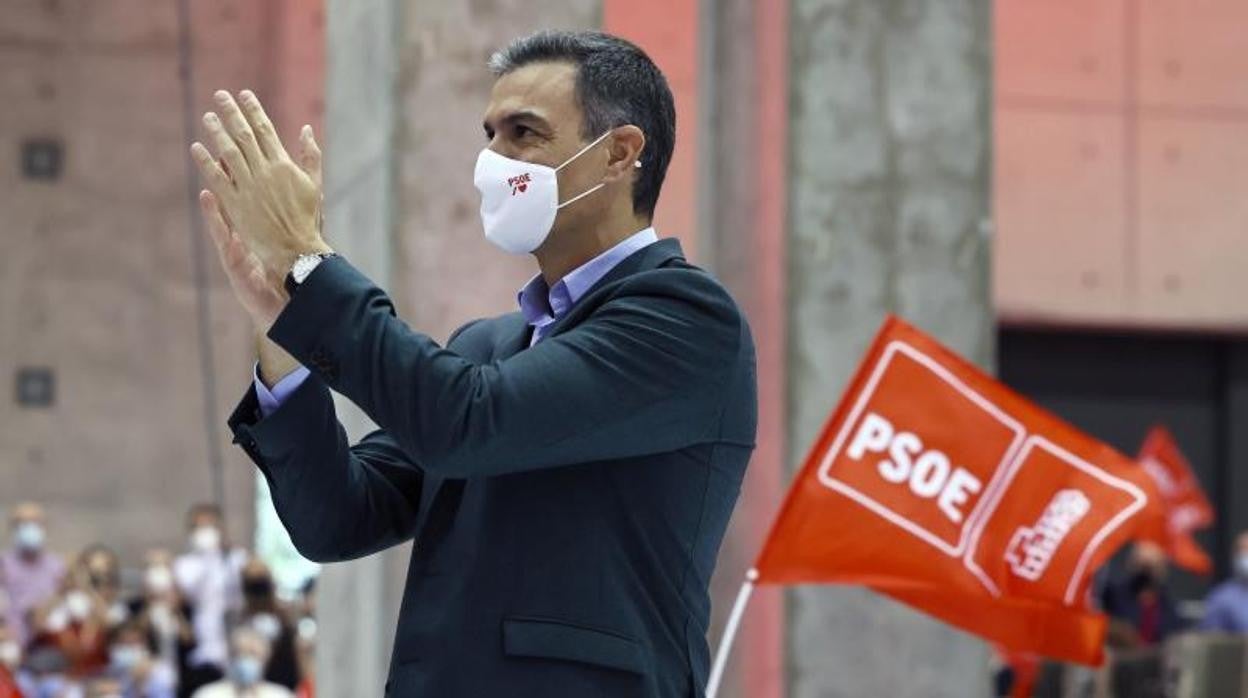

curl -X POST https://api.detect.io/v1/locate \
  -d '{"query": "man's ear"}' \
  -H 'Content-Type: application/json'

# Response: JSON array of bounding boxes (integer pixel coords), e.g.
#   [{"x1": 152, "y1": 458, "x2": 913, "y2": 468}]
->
[{"x1": 603, "y1": 125, "x2": 646, "y2": 183}]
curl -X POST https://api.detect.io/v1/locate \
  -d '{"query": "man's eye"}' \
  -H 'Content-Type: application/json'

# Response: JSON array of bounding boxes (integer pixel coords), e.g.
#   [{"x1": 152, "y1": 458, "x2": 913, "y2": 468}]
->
[{"x1": 514, "y1": 125, "x2": 533, "y2": 138}]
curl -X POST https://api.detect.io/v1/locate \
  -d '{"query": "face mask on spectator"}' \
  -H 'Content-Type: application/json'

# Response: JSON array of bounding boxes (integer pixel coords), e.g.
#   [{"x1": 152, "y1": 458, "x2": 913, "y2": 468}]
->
[
  {"x1": 45, "y1": 606, "x2": 70, "y2": 633},
  {"x1": 145, "y1": 566, "x2": 174, "y2": 595},
  {"x1": 109, "y1": 644, "x2": 147, "y2": 672},
  {"x1": 230, "y1": 656, "x2": 264, "y2": 687},
  {"x1": 106, "y1": 602, "x2": 129, "y2": 626},
  {"x1": 251, "y1": 613, "x2": 281, "y2": 641},
  {"x1": 65, "y1": 590, "x2": 93, "y2": 621},
  {"x1": 190, "y1": 526, "x2": 221, "y2": 553},
  {"x1": 0, "y1": 641, "x2": 19, "y2": 670},
  {"x1": 297, "y1": 616, "x2": 317, "y2": 642},
  {"x1": 13, "y1": 522, "x2": 44, "y2": 552}
]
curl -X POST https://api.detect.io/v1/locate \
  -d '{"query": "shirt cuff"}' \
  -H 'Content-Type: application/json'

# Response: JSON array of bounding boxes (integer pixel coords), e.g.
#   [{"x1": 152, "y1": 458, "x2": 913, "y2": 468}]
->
[{"x1": 253, "y1": 363, "x2": 311, "y2": 417}]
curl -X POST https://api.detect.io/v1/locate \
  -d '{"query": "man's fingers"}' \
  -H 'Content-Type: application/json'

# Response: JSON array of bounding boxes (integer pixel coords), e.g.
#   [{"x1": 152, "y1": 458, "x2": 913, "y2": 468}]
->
[
  {"x1": 201, "y1": 190, "x2": 263, "y2": 288},
  {"x1": 239, "y1": 90, "x2": 289, "y2": 162},
  {"x1": 212, "y1": 90, "x2": 265, "y2": 168},
  {"x1": 298, "y1": 125, "x2": 322, "y2": 188},
  {"x1": 201, "y1": 110, "x2": 252, "y2": 184},
  {"x1": 190, "y1": 143, "x2": 233, "y2": 197},
  {"x1": 199, "y1": 190, "x2": 234, "y2": 253}
]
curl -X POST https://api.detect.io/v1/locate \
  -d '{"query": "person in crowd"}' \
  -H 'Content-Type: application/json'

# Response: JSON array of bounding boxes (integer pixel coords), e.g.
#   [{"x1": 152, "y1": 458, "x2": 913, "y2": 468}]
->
[
  {"x1": 80, "y1": 546, "x2": 128, "y2": 631},
  {"x1": 1, "y1": 503, "x2": 66, "y2": 648},
  {"x1": 1101, "y1": 541, "x2": 1185, "y2": 647},
  {"x1": 29, "y1": 569, "x2": 110, "y2": 681},
  {"x1": 129, "y1": 551, "x2": 197, "y2": 695},
  {"x1": 105, "y1": 621, "x2": 175, "y2": 698},
  {"x1": 173, "y1": 505, "x2": 245, "y2": 696},
  {"x1": 191, "y1": 628, "x2": 292, "y2": 698},
  {"x1": 0, "y1": 622, "x2": 35, "y2": 698},
  {"x1": 234, "y1": 562, "x2": 295, "y2": 692},
  {"x1": 1200, "y1": 530, "x2": 1248, "y2": 633}
]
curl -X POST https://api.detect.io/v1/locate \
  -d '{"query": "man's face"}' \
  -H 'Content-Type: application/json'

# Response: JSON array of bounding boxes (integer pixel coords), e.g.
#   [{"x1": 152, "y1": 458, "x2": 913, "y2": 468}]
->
[{"x1": 482, "y1": 61, "x2": 609, "y2": 240}]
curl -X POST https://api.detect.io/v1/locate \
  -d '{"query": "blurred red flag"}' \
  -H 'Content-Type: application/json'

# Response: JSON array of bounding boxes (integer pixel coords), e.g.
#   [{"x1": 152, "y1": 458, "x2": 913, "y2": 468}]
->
[
  {"x1": 753, "y1": 316, "x2": 1160, "y2": 665},
  {"x1": 1136, "y1": 426, "x2": 1215, "y2": 575}
]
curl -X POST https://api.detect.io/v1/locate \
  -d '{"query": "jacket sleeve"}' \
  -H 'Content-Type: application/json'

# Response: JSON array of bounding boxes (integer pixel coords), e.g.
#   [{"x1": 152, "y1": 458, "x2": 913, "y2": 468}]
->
[
  {"x1": 229, "y1": 368, "x2": 426, "y2": 564},
  {"x1": 264, "y1": 256, "x2": 745, "y2": 478}
]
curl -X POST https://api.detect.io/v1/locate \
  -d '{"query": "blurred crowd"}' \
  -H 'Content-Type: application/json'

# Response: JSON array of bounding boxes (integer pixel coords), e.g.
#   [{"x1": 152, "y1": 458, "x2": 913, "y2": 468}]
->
[
  {"x1": 1100, "y1": 532, "x2": 1248, "y2": 648},
  {"x1": 993, "y1": 532, "x2": 1248, "y2": 696},
  {"x1": 0, "y1": 502, "x2": 315, "y2": 698}
]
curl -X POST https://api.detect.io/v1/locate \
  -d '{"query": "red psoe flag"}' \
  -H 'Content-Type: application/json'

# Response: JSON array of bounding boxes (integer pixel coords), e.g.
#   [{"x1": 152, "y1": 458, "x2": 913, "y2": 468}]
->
[
  {"x1": 1136, "y1": 426, "x2": 1215, "y2": 575},
  {"x1": 753, "y1": 317, "x2": 1159, "y2": 665}
]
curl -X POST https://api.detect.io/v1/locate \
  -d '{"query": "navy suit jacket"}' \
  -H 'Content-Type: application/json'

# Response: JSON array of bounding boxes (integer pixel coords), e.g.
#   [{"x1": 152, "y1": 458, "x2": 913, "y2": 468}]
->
[{"x1": 227, "y1": 238, "x2": 757, "y2": 697}]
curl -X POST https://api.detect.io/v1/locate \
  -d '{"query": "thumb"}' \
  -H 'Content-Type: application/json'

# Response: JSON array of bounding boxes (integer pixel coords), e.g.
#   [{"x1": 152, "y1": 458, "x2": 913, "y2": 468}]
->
[{"x1": 299, "y1": 124, "x2": 322, "y2": 188}]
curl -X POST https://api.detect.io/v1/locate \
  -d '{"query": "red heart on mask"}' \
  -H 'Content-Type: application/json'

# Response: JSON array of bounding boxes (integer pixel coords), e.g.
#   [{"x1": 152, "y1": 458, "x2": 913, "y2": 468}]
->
[{"x1": 518, "y1": 183, "x2": 527, "y2": 193}]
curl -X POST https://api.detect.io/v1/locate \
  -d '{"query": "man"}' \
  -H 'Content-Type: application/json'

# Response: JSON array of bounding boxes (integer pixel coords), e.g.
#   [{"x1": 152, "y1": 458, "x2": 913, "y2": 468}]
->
[
  {"x1": 1, "y1": 503, "x2": 66, "y2": 648},
  {"x1": 191, "y1": 628, "x2": 292, "y2": 698},
  {"x1": 174, "y1": 504, "x2": 246, "y2": 695},
  {"x1": 1100, "y1": 541, "x2": 1185, "y2": 647},
  {"x1": 1200, "y1": 531, "x2": 1248, "y2": 633},
  {"x1": 189, "y1": 30, "x2": 756, "y2": 697}
]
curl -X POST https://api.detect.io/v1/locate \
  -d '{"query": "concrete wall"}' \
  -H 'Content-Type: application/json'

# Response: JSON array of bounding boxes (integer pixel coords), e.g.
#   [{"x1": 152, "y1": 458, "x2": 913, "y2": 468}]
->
[
  {"x1": 0, "y1": 0, "x2": 277, "y2": 568},
  {"x1": 786, "y1": 1, "x2": 994, "y2": 696},
  {"x1": 315, "y1": 1, "x2": 400, "y2": 696},
  {"x1": 703, "y1": 0, "x2": 790, "y2": 695}
]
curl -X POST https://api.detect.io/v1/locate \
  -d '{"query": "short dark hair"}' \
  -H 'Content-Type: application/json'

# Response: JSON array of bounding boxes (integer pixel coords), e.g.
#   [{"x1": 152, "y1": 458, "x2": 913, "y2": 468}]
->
[{"x1": 489, "y1": 30, "x2": 676, "y2": 219}]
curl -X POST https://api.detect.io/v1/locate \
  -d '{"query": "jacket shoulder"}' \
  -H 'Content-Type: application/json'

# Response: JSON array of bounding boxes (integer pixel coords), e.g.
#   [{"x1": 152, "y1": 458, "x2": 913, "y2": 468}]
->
[
  {"x1": 610, "y1": 261, "x2": 747, "y2": 329},
  {"x1": 447, "y1": 312, "x2": 526, "y2": 359}
]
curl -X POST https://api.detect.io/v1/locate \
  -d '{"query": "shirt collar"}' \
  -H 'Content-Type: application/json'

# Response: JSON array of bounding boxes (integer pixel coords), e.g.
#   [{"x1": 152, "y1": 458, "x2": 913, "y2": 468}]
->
[{"x1": 517, "y1": 227, "x2": 659, "y2": 326}]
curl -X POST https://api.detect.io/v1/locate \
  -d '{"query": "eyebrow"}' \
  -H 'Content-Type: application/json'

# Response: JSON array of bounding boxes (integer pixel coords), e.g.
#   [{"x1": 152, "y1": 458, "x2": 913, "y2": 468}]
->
[{"x1": 483, "y1": 110, "x2": 552, "y2": 135}]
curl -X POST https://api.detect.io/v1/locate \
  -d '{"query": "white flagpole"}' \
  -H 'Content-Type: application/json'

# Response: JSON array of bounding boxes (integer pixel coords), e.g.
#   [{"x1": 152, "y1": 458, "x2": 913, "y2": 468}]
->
[{"x1": 705, "y1": 568, "x2": 759, "y2": 698}]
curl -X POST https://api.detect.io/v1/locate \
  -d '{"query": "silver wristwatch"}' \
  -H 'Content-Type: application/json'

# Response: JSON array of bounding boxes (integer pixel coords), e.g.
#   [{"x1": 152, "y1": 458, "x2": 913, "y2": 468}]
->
[{"x1": 284, "y1": 252, "x2": 337, "y2": 295}]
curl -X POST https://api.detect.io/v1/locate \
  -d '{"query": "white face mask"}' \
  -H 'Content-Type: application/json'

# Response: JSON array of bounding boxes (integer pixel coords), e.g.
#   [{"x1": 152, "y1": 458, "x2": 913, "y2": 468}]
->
[
  {"x1": 190, "y1": 526, "x2": 221, "y2": 553},
  {"x1": 110, "y1": 644, "x2": 147, "y2": 672},
  {"x1": 475, "y1": 130, "x2": 633, "y2": 254},
  {"x1": 145, "y1": 566, "x2": 174, "y2": 595},
  {"x1": 0, "y1": 641, "x2": 19, "y2": 670},
  {"x1": 231, "y1": 655, "x2": 264, "y2": 687},
  {"x1": 13, "y1": 522, "x2": 45, "y2": 552},
  {"x1": 1236, "y1": 554, "x2": 1248, "y2": 579},
  {"x1": 65, "y1": 590, "x2": 93, "y2": 621},
  {"x1": 45, "y1": 606, "x2": 69, "y2": 633}
]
